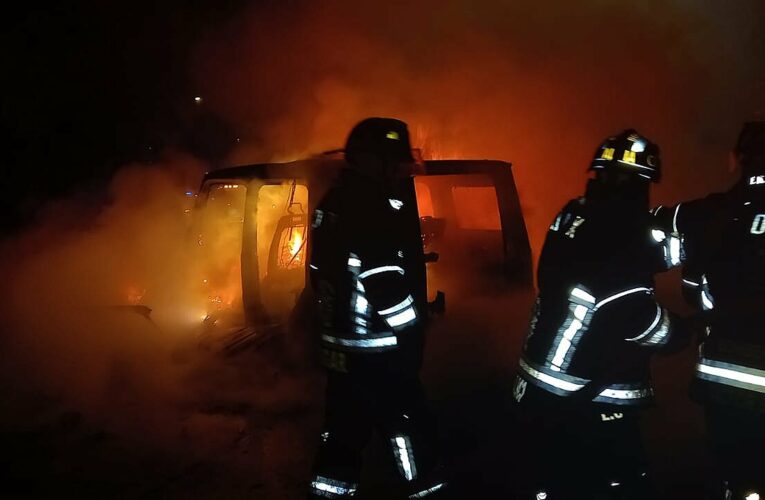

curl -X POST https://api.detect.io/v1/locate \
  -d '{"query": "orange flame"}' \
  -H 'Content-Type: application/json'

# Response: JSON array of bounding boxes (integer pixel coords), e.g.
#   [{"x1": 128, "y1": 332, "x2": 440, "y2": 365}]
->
[{"x1": 288, "y1": 229, "x2": 304, "y2": 262}]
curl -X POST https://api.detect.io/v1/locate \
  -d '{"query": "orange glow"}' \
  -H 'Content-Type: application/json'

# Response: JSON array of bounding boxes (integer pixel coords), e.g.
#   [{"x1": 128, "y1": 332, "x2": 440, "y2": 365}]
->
[
  {"x1": 257, "y1": 183, "x2": 309, "y2": 320},
  {"x1": 280, "y1": 226, "x2": 306, "y2": 269},
  {"x1": 452, "y1": 186, "x2": 502, "y2": 230},
  {"x1": 126, "y1": 286, "x2": 146, "y2": 305},
  {"x1": 190, "y1": 0, "x2": 757, "y2": 262},
  {"x1": 414, "y1": 180, "x2": 434, "y2": 218},
  {"x1": 288, "y1": 228, "x2": 304, "y2": 263}
]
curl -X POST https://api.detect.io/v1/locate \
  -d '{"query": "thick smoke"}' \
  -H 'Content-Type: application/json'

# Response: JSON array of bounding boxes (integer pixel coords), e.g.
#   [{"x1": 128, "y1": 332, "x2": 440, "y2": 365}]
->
[
  {"x1": 1, "y1": 2, "x2": 763, "y2": 495},
  {"x1": 0, "y1": 155, "x2": 207, "y2": 432},
  {"x1": 192, "y1": 0, "x2": 765, "y2": 255},
  {"x1": 0, "y1": 154, "x2": 319, "y2": 497}
]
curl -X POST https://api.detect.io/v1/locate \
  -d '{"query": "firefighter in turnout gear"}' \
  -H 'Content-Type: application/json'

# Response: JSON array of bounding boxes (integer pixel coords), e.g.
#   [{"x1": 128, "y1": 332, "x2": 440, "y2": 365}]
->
[
  {"x1": 653, "y1": 121, "x2": 765, "y2": 499},
  {"x1": 512, "y1": 129, "x2": 689, "y2": 499},
  {"x1": 308, "y1": 118, "x2": 446, "y2": 499}
]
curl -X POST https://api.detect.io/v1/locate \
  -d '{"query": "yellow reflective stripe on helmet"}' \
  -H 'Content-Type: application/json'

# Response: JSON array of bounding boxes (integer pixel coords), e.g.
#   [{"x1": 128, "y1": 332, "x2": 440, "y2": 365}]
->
[{"x1": 601, "y1": 147, "x2": 615, "y2": 160}]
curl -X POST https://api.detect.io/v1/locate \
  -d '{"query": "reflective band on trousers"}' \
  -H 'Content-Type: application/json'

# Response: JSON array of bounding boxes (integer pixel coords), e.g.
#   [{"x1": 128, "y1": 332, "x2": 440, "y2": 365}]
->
[
  {"x1": 409, "y1": 482, "x2": 446, "y2": 499},
  {"x1": 311, "y1": 475, "x2": 358, "y2": 497},
  {"x1": 321, "y1": 334, "x2": 397, "y2": 349},
  {"x1": 392, "y1": 435, "x2": 417, "y2": 481},
  {"x1": 519, "y1": 357, "x2": 652, "y2": 402},
  {"x1": 696, "y1": 357, "x2": 765, "y2": 394}
]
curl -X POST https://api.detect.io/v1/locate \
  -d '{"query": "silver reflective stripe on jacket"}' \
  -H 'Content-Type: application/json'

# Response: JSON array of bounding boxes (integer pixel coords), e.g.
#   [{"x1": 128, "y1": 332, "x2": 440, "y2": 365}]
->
[
  {"x1": 520, "y1": 357, "x2": 587, "y2": 395},
  {"x1": 347, "y1": 253, "x2": 371, "y2": 335},
  {"x1": 519, "y1": 357, "x2": 653, "y2": 405},
  {"x1": 358, "y1": 265, "x2": 405, "y2": 280},
  {"x1": 545, "y1": 286, "x2": 596, "y2": 373},
  {"x1": 378, "y1": 294, "x2": 418, "y2": 330},
  {"x1": 594, "y1": 287, "x2": 652, "y2": 311},
  {"x1": 338, "y1": 253, "x2": 416, "y2": 347},
  {"x1": 696, "y1": 357, "x2": 765, "y2": 394},
  {"x1": 321, "y1": 333, "x2": 398, "y2": 351},
  {"x1": 700, "y1": 274, "x2": 715, "y2": 311},
  {"x1": 545, "y1": 286, "x2": 655, "y2": 373},
  {"x1": 592, "y1": 384, "x2": 654, "y2": 405},
  {"x1": 682, "y1": 278, "x2": 700, "y2": 289},
  {"x1": 652, "y1": 226, "x2": 682, "y2": 268},
  {"x1": 625, "y1": 305, "x2": 671, "y2": 347},
  {"x1": 356, "y1": 261, "x2": 418, "y2": 330}
]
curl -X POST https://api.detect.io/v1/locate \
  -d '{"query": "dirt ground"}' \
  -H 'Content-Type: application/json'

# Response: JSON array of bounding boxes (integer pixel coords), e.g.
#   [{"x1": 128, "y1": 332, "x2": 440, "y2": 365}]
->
[{"x1": 0, "y1": 275, "x2": 719, "y2": 499}]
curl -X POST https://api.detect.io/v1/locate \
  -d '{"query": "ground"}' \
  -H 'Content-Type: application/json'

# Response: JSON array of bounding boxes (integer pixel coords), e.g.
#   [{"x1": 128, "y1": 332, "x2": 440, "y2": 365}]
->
[{"x1": 0, "y1": 276, "x2": 716, "y2": 499}]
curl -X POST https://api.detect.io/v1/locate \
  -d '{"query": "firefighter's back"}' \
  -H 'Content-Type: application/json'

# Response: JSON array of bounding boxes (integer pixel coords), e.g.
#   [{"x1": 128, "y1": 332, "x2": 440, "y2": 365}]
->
[
  {"x1": 684, "y1": 185, "x2": 765, "y2": 410},
  {"x1": 525, "y1": 195, "x2": 661, "y2": 387}
]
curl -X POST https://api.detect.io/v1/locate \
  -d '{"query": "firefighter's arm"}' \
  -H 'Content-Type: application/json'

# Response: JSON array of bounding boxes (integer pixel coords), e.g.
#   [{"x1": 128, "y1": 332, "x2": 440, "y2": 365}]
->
[
  {"x1": 353, "y1": 235, "x2": 418, "y2": 331},
  {"x1": 308, "y1": 206, "x2": 340, "y2": 290},
  {"x1": 657, "y1": 200, "x2": 713, "y2": 309},
  {"x1": 536, "y1": 208, "x2": 571, "y2": 286},
  {"x1": 649, "y1": 204, "x2": 684, "y2": 271},
  {"x1": 599, "y1": 288, "x2": 691, "y2": 353},
  {"x1": 680, "y1": 266, "x2": 703, "y2": 308}
]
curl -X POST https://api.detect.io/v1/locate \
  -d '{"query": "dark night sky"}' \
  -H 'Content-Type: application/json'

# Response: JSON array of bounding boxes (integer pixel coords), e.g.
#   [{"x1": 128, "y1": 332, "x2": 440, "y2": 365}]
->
[
  {"x1": 2, "y1": 1, "x2": 764, "y2": 244},
  {"x1": 0, "y1": 1, "x2": 250, "y2": 230}
]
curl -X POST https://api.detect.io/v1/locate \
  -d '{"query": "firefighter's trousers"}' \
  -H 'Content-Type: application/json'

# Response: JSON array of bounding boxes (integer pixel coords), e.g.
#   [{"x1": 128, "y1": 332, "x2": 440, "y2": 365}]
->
[
  {"x1": 515, "y1": 395, "x2": 655, "y2": 499},
  {"x1": 309, "y1": 370, "x2": 446, "y2": 499},
  {"x1": 705, "y1": 403, "x2": 765, "y2": 499}
]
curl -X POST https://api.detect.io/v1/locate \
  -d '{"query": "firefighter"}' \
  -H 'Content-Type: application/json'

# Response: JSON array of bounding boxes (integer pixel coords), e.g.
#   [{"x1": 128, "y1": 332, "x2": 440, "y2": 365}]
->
[
  {"x1": 653, "y1": 121, "x2": 765, "y2": 499},
  {"x1": 307, "y1": 118, "x2": 446, "y2": 499},
  {"x1": 512, "y1": 129, "x2": 688, "y2": 499}
]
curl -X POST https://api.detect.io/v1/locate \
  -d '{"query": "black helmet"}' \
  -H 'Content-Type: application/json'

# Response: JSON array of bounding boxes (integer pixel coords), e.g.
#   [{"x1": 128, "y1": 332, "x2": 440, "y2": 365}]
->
[
  {"x1": 735, "y1": 121, "x2": 765, "y2": 156},
  {"x1": 590, "y1": 129, "x2": 661, "y2": 182},
  {"x1": 735, "y1": 121, "x2": 765, "y2": 174},
  {"x1": 344, "y1": 117, "x2": 414, "y2": 166}
]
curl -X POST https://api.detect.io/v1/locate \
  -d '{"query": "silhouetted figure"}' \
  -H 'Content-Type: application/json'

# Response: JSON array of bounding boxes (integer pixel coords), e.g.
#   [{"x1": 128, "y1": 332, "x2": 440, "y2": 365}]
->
[
  {"x1": 512, "y1": 130, "x2": 688, "y2": 499},
  {"x1": 654, "y1": 121, "x2": 765, "y2": 500},
  {"x1": 308, "y1": 118, "x2": 446, "y2": 499}
]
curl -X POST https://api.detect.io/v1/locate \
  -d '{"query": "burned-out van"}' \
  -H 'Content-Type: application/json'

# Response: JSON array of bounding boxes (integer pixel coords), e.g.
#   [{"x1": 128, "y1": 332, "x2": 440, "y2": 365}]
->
[{"x1": 191, "y1": 155, "x2": 531, "y2": 351}]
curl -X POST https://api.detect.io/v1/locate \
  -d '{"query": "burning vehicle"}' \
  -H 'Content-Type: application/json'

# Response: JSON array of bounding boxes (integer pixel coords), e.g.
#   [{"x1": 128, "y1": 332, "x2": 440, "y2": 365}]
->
[{"x1": 189, "y1": 153, "x2": 532, "y2": 352}]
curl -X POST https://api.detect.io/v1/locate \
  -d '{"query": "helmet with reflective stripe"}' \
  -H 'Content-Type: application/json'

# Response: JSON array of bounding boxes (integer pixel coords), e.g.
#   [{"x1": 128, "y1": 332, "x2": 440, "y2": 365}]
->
[
  {"x1": 345, "y1": 117, "x2": 414, "y2": 166},
  {"x1": 590, "y1": 129, "x2": 661, "y2": 182}
]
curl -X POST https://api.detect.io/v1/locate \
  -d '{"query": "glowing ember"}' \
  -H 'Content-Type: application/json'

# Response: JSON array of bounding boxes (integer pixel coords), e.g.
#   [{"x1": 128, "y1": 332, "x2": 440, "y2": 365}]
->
[{"x1": 126, "y1": 286, "x2": 146, "y2": 305}]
